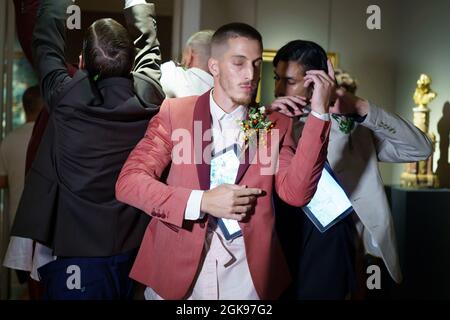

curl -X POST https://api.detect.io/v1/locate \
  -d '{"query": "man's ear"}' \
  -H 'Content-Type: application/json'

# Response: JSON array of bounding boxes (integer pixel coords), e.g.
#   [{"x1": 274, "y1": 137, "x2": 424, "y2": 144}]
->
[
  {"x1": 208, "y1": 57, "x2": 219, "y2": 77},
  {"x1": 181, "y1": 47, "x2": 193, "y2": 68}
]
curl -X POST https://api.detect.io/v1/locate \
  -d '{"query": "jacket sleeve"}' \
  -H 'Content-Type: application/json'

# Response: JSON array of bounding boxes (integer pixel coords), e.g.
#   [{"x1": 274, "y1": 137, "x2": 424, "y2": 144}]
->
[
  {"x1": 31, "y1": 0, "x2": 72, "y2": 111},
  {"x1": 116, "y1": 99, "x2": 192, "y2": 228},
  {"x1": 125, "y1": 2, "x2": 165, "y2": 111},
  {"x1": 14, "y1": 0, "x2": 40, "y2": 65},
  {"x1": 275, "y1": 115, "x2": 330, "y2": 207},
  {"x1": 361, "y1": 104, "x2": 433, "y2": 162}
]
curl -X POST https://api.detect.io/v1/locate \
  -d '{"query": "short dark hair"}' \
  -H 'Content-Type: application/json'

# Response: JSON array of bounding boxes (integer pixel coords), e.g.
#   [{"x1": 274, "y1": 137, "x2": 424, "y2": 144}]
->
[
  {"x1": 22, "y1": 85, "x2": 43, "y2": 116},
  {"x1": 273, "y1": 40, "x2": 328, "y2": 74},
  {"x1": 211, "y1": 22, "x2": 263, "y2": 54},
  {"x1": 83, "y1": 18, "x2": 135, "y2": 80}
]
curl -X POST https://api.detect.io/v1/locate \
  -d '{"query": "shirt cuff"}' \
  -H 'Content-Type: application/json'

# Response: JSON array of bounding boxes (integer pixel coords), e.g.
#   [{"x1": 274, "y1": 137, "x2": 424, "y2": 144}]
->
[
  {"x1": 185, "y1": 190, "x2": 205, "y2": 221},
  {"x1": 311, "y1": 110, "x2": 331, "y2": 121},
  {"x1": 353, "y1": 114, "x2": 368, "y2": 123},
  {"x1": 125, "y1": 0, "x2": 147, "y2": 9}
]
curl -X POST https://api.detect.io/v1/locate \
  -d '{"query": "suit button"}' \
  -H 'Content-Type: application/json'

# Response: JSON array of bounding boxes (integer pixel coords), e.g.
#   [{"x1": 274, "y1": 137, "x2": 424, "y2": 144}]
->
[{"x1": 199, "y1": 222, "x2": 205, "y2": 228}]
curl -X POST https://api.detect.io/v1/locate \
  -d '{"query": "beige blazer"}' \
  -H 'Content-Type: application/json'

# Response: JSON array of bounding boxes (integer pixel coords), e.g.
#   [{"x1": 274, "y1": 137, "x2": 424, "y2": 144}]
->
[{"x1": 293, "y1": 104, "x2": 432, "y2": 283}]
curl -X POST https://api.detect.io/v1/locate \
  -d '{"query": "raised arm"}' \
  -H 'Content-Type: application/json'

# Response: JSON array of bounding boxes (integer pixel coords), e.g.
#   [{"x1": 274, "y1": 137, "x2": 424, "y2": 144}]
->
[
  {"x1": 124, "y1": 1, "x2": 165, "y2": 110},
  {"x1": 14, "y1": 0, "x2": 41, "y2": 65},
  {"x1": 361, "y1": 104, "x2": 433, "y2": 162},
  {"x1": 275, "y1": 116, "x2": 330, "y2": 207},
  {"x1": 275, "y1": 61, "x2": 335, "y2": 207},
  {"x1": 31, "y1": 0, "x2": 71, "y2": 110},
  {"x1": 329, "y1": 90, "x2": 433, "y2": 163}
]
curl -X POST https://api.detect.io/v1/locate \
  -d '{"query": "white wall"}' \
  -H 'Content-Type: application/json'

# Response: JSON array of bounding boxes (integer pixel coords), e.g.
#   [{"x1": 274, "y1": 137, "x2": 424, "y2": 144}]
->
[
  {"x1": 201, "y1": 0, "x2": 257, "y2": 30},
  {"x1": 392, "y1": 0, "x2": 450, "y2": 184},
  {"x1": 256, "y1": 0, "x2": 330, "y2": 51},
  {"x1": 179, "y1": 0, "x2": 202, "y2": 59},
  {"x1": 77, "y1": 0, "x2": 174, "y2": 16}
]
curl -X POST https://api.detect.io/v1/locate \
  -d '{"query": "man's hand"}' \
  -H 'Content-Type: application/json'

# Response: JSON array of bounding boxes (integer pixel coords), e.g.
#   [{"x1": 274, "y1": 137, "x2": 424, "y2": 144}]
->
[
  {"x1": 330, "y1": 88, "x2": 370, "y2": 117},
  {"x1": 200, "y1": 184, "x2": 263, "y2": 221},
  {"x1": 303, "y1": 59, "x2": 336, "y2": 115},
  {"x1": 268, "y1": 96, "x2": 308, "y2": 118}
]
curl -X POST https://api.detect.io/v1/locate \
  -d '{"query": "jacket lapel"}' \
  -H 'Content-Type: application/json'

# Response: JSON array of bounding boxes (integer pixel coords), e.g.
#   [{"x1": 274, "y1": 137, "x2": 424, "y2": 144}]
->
[
  {"x1": 193, "y1": 90, "x2": 212, "y2": 190},
  {"x1": 235, "y1": 104, "x2": 278, "y2": 184},
  {"x1": 235, "y1": 144, "x2": 251, "y2": 184},
  {"x1": 193, "y1": 94, "x2": 265, "y2": 186},
  {"x1": 235, "y1": 124, "x2": 274, "y2": 184}
]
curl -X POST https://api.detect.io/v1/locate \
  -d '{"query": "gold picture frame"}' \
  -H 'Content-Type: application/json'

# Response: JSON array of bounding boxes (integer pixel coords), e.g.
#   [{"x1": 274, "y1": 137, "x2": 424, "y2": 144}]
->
[
  {"x1": 264, "y1": 50, "x2": 338, "y2": 66},
  {"x1": 257, "y1": 50, "x2": 339, "y2": 105},
  {"x1": 327, "y1": 52, "x2": 338, "y2": 69},
  {"x1": 263, "y1": 50, "x2": 277, "y2": 62}
]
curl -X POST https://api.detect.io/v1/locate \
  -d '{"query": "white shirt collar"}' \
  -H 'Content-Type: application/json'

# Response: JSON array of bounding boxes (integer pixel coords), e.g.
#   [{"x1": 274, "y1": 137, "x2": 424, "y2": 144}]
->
[
  {"x1": 209, "y1": 91, "x2": 247, "y2": 125},
  {"x1": 189, "y1": 67, "x2": 214, "y2": 88},
  {"x1": 209, "y1": 91, "x2": 249, "y2": 152}
]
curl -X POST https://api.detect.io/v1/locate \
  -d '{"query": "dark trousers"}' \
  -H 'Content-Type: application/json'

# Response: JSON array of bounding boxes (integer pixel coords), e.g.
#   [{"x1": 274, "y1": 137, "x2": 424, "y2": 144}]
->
[
  {"x1": 38, "y1": 249, "x2": 137, "y2": 300},
  {"x1": 275, "y1": 196, "x2": 356, "y2": 300}
]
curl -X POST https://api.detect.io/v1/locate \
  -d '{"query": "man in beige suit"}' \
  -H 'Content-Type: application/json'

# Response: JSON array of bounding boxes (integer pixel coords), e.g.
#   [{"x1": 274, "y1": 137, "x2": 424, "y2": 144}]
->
[{"x1": 271, "y1": 40, "x2": 432, "y2": 299}]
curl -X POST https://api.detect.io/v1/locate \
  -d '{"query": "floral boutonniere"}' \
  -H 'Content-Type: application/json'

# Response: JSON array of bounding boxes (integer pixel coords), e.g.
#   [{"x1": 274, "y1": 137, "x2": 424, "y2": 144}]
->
[
  {"x1": 332, "y1": 114, "x2": 355, "y2": 134},
  {"x1": 239, "y1": 106, "x2": 275, "y2": 148}
]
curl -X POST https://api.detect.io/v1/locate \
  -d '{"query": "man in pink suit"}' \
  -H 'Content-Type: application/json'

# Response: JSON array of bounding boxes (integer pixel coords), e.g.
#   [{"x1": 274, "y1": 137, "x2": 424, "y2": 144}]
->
[{"x1": 116, "y1": 23, "x2": 336, "y2": 300}]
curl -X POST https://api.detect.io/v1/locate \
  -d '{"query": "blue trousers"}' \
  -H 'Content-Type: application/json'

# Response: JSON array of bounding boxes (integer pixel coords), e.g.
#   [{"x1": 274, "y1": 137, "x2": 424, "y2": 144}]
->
[{"x1": 38, "y1": 250, "x2": 137, "y2": 300}]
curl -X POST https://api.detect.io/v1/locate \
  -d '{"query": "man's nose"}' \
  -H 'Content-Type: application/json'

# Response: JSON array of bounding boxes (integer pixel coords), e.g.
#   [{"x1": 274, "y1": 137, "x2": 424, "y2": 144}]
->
[{"x1": 244, "y1": 65, "x2": 257, "y2": 82}]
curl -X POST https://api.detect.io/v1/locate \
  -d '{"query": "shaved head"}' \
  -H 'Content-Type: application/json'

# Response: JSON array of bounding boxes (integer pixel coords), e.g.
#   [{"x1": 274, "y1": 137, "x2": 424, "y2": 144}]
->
[{"x1": 211, "y1": 22, "x2": 263, "y2": 59}]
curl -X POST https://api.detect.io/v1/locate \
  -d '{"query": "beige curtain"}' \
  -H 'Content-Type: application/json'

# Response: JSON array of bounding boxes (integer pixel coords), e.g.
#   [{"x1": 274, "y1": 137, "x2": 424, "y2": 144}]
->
[{"x1": 0, "y1": 0, "x2": 16, "y2": 300}]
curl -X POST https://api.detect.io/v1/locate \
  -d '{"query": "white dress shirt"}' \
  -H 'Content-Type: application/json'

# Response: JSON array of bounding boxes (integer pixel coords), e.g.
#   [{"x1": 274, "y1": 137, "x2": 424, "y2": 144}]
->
[
  {"x1": 160, "y1": 61, "x2": 214, "y2": 98},
  {"x1": 125, "y1": 0, "x2": 147, "y2": 9},
  {"x1": 184, "y1": 93, "x2": 247, "y2": 220}
]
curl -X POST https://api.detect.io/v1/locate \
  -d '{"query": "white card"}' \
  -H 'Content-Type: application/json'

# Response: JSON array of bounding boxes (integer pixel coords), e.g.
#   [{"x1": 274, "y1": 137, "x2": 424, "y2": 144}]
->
[
  {"x1": 210, "y1": 144, "x2": 242, "y2": 239},
  {"x1": 210, "y1": 146, "x2": 241, "y2": 189},
  {"x1": 302, "y1": 163, "x2": 353, "y2": 232}
]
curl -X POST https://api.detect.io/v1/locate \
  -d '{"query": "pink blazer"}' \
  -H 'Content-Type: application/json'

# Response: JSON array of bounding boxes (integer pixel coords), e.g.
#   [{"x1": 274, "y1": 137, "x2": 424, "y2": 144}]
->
[{"x1": 116, "y1": 91, "x2": 330, "y2": 299}]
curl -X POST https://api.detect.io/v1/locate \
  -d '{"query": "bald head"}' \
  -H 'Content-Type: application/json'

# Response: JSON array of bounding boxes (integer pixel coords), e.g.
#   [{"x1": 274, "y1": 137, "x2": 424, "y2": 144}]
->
[{"x1": 182, "y1": 30, "x2": 214, "y2": 72}]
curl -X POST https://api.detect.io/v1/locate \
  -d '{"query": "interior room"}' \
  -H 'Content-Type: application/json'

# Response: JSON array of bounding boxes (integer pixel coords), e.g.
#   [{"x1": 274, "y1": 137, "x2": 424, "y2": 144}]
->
[{"x1": 0, "y1": 0, "x2": 449, "y2": 301}]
